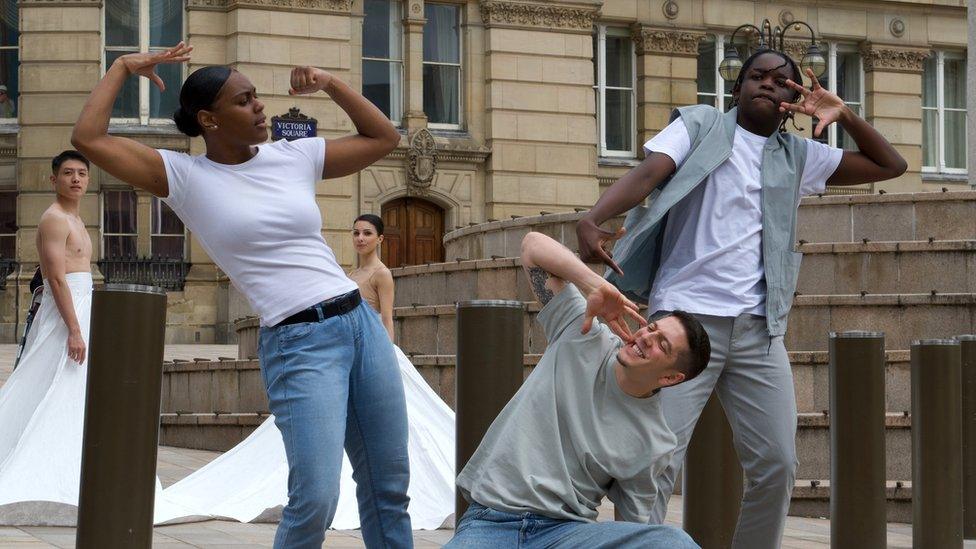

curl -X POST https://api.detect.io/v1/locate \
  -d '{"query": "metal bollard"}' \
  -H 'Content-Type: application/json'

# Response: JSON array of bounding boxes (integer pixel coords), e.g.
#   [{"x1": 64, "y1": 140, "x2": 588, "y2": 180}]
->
[
  {"x1": 76, "y1": 284, "x2": 168, "y2": 549},
  {"x1": 959, "y1": 335, "x2": 976, "y2": 540},
  {"x1": 911, "y1": 338, "x2": 963, "y2": 549},
  {"x1": 683, "y1": 392, "x2": 743, "y2": 548},
  {"x1": 829, "y1": 331, "x2": 886, "y2": 548},
  {"x1": 455, "y1": 300, "x2": 525, "y2": 518}
]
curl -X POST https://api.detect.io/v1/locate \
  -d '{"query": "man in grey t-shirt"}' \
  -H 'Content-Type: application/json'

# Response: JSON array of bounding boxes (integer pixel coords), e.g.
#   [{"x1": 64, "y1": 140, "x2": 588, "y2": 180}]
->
[{"x1": 447, "y1": 232, "x2": 710, "y2": 549}]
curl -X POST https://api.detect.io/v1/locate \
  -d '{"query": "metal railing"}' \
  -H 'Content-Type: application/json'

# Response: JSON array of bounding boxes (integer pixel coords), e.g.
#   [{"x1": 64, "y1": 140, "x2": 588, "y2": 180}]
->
[{"x1": 96, "y1": 256, "x2": 191, "y2": 291}]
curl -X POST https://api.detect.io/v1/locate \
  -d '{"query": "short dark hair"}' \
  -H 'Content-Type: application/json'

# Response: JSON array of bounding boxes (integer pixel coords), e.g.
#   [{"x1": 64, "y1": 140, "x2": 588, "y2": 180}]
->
[
  {"x1": 665, "y1": 310, "x2": 710, "y2": 383},
  {"x1": 730, "y1": 49, "x2": 804, "y2": 132},
  {"x1": 51, "y1": 150, "x2": 90, "y2": 174},
  {"x1": 354, "y1": 214, "x2": 384, "y2": 236}
]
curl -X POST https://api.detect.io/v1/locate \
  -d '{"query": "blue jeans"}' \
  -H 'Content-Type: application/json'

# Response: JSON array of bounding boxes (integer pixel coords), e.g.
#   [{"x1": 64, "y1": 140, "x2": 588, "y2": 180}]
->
[
  {"x1": 445, "y1": 503, "x2": 700, "y2": 549},
  {"x1": 259, "y1": 300, "x2": 412, "y2": 549}
]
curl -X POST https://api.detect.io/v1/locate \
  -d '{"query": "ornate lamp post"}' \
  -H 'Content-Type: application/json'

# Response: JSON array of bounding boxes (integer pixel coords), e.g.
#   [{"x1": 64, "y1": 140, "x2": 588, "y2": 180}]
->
[{"x1": 718, "y1": 18, "x2": 827, "y2": 82}]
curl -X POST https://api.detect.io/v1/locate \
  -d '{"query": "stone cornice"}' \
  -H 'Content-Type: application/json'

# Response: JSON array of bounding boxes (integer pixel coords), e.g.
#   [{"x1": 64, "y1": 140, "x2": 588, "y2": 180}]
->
[
  {"x1": 860, "y1": 44, "x2": 930, "y2": 74},
  {"x1": 186, "y1": 0, "x2": 352, "y2": 14},
  {"x1": 631, "y1": 27, "x2": 704, "y2": 57},
  {"x1": 479, "y1": 1, "x2": 600, "y2": 34},
  {"x1": 18, "y1": 0, "x2": 102, "y2": 5}
]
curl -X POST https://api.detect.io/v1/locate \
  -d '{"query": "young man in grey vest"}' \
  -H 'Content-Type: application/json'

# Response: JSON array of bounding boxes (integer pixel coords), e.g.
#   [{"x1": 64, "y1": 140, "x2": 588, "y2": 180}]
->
[
  {"x1": 577, "y1": 51, "x2": 907, "y2": 548},
  {"x1": 446, "y1": 231, "x2": 711, "y2": 548}
]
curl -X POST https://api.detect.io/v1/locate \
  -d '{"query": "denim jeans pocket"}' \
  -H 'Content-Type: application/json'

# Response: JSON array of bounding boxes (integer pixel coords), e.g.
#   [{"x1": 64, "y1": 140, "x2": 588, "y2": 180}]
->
[{"x1": 276, "y1": 322, "x2": 314, "y2": 343}]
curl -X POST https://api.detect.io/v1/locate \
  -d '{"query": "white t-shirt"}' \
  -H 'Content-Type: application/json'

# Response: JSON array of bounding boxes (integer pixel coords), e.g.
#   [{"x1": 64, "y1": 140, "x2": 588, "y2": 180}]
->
[
  {"x1": 158, "y1": 138, "x2": 357, "y2": 327},
  {"x1": 644, "y1": 118, "x2": 843, "y2": 318}
]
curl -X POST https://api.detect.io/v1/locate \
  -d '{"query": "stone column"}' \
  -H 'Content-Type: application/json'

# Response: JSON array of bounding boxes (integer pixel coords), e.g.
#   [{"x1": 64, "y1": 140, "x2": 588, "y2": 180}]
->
[
  {"x1": 860, "y1": 43, "x2": 929, "y2": 192},
  {"x1": 631, "y1": 27, "x2": 703, "y2": 147},
  {"x1": 968, "y1": 0, "x2": 975, "y2": 188},
  {"x1": 402, "y1": 0, "x2": 428, "y2": 131},
  {"x1": 480, "y1": 0, "x2": 601, "y2": 219}
]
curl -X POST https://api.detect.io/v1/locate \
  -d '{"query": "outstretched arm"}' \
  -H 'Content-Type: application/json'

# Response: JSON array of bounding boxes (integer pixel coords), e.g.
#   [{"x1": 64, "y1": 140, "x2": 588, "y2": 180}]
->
[
  {"x1": 38, "y1": 215, "x2": 85, "y2": 364},
  {"x1": 71, "y1": 43, "x2": 193, "y2": 197},
  {"x1": 521, "y1": 232, "x2": 645, "y2": 340},
  {"x1": 780, "y1": 68, "x2": 907, "y2": 186},
  {"x1": 288, "y1": 67, "x2": 400, "y2": 179},
  {"x1": 577, "y1": 153, "x2": 677, "y2": 274}
]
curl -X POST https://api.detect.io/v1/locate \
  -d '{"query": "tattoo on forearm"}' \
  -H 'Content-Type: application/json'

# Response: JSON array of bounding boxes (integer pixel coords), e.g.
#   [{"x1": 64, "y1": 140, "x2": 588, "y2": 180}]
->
[{"x1": 528, "y1": 267, "x2": 555, "y2": 305}]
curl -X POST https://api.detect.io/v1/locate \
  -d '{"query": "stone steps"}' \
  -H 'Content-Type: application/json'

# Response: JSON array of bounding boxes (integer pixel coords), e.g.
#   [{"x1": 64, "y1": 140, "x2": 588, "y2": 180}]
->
[
  {"x1": 159, "y1": 351, "x2": 913, "y2": 417},
  {"x1": 392, "y1": 240, "x2": 976, "y2": 306},
  {"x1": 388, "y1": 294, "x2": 976, "y2": 355},
  {"x1": 441, "y1": 191, "x2": 976, "y2": 261},
  {"x1": 789, "y1": 480, "x2": 911, "y2": 523}
]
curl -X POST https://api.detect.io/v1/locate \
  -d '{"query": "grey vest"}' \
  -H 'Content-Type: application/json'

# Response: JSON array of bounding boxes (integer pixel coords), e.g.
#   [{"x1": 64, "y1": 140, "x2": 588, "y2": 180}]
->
[{"x1": 607, "y1": 104, "x2": 808, "y2": 336}]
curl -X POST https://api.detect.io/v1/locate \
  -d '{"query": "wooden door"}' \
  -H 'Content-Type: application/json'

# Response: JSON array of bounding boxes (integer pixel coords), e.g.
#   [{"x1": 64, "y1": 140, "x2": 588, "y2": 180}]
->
[{"x1": 381, "y1": 197, "x2": 445, "y2": 268}]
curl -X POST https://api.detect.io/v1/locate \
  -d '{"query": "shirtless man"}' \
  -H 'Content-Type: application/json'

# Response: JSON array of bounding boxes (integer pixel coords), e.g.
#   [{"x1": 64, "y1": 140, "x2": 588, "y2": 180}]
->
[{"x1": 36, "y1": 150, "x2": 93, "y2": 364}]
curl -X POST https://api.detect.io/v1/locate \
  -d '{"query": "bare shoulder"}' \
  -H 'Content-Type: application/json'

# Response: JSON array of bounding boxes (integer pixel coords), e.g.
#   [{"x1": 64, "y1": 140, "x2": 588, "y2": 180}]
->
[{"x1": 38, "y1": 206, "x2": 70, "y2": 234}]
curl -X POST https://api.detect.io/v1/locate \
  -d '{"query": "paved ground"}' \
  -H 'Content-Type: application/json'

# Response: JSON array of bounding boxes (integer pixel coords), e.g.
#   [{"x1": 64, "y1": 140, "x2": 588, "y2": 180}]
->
[{"x1": 2, "y1": 344, "x2": 974, "y2": 547}]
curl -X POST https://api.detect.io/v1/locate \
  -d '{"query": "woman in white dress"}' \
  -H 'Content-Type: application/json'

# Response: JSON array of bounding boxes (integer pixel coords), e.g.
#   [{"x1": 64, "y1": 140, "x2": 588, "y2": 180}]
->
[{"x1": 162, "y1": 215, "x2": 456, "y2": 530}]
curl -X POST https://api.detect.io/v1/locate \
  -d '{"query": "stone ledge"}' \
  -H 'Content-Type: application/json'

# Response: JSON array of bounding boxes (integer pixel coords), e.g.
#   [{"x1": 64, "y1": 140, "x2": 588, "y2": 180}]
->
[
  {"x1": 797, "y1": 412, "x2": 911, "y2": 428},
  {"x1": 160, "y1": 412, "x2": 269, "y2": 426},
  {"x1": 163, "y1": 359, "x2": 259, "y2": 373},
  {"x1": 797, "y1": 239, "x2": 976, "y2": 254},
  {"x1": 793, "y1": 293, "x2": 976, "y2": 306}
]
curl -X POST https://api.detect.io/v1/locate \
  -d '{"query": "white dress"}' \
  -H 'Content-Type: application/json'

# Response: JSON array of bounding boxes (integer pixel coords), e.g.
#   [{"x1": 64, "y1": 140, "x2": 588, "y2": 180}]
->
[
  {"x1": 0, "y1": 273, "x2": 201, "y2": 525},
  {"x1": 161, "y1": 344, "x2": 456, "y2": 529}
]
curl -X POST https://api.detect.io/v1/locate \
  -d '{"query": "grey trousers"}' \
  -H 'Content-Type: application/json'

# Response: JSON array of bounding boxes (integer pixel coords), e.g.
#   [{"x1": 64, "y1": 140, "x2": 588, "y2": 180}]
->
[{"x1": 647, "y1": 312, "x2": 797, "y2": 549}]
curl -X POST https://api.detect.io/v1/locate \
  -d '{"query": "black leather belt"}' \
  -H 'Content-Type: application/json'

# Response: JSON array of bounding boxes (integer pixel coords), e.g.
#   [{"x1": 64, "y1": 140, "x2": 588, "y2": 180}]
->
[{"x1": 275, "y1": 290, "x2": 361, "y2": 327}]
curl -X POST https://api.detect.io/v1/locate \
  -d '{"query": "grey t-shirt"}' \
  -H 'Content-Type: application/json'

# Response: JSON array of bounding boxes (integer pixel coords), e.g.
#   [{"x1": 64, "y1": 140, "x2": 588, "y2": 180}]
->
[{"x1": 456, "y1": 284, "x2": 678, "y2": 523}]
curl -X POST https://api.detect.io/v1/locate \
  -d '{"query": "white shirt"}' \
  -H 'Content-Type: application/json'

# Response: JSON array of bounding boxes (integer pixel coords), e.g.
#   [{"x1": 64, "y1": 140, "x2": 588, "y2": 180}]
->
[
  {"x1": 159, "y1": 138, "x2": 357, "y2": 327},
  {"x1": 644, "y1": 118, "x2": 843, "y2": 318}
]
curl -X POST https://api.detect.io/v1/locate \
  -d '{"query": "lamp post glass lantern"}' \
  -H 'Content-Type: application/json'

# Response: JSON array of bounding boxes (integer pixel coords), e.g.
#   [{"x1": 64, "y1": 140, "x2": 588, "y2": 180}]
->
[{"x1": 718, "y1": 18, "x2": 826, "y2": 82}]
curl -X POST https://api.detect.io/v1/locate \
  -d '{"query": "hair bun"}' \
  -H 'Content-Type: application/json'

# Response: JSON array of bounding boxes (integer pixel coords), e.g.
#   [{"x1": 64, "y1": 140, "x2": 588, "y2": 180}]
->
[{"x1": 173, "y1": 107, "x2": 202, "y2": 137}]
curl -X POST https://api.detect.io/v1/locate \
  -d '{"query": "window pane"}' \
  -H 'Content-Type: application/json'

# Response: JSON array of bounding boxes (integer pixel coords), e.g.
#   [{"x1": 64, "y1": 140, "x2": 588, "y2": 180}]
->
[
  {"x1": 104, "y1": 236, "x2": 137, "y2": 258},
  {"x1": 697, "y1": 93, "x2": 716, "y2": 106},
  {"x1": 107, "y1": 50, "x2": 140, "y2": 118},
  {"x1": 149, "y1": 0, "x2": 183, "y2": 48},
  {"x1": 0, "y1": 49, "x2": 16, "y2": 119},
  {"x1": 0, "y1": 236, "x2": 13, "y2": 260},
  {"x1": 0, "y1": 5, "x2": 18, "y2": 48},
  {"x1": 150, "y1": 61, "x2": 181, "y2": 119},
  {"x1": 605, "y1": 89, "x2": 632, "y2": 152},
  {"x1": 697, "y1": 37, "x2": 716, "y2": 96},
  {"x1": 103, "y1": 190, "x2": 137, "y2": 234},
  {"x1": 836, "y1": 52, "x2": 860, "y2": 102},
  {"x1": 152, "y1": 198, "x2": 184, "y2": 234},
  {"x1": 105, "y1": 0, "x2": 140, "y2": 47},
  {"x1": 921, "y1": 56, "x2": 937, "y2": 108},
  {"x1": 364, "y1": 59, "x2": 402, "y2": 121},
  {"x1": 152, "y1": 236, "x2": 185, "y2": 259},
  {"x1": 364, "y1": 0, "x2": 402, "y2": 60},
  {"x1": 943, "y1": 57, "x2": 966, "y2": 109},
  {"x1": 605, "y1": 34, "x2": 631, "y2": 88},
  {"x1": 0, "y1": 191, "x2": 16, "y2": 235},
  {"x1": 423, "y1": 64, "x2": 459, "y2": 124},
  {"x1": 945, "y1": 110, "x2": 967, "y2": 169},
  {"x1": 922, "y1": 109, "x2": 938, "y2": 168},
  {"x1": 423, "y1": 4, "x2": 460, "y2": 64}
]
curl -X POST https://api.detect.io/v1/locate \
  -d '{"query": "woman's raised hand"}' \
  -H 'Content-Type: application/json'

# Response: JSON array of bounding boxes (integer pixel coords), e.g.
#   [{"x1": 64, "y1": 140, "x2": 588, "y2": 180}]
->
[
  {"x1": 117, "y1": 42, "x2": 193, "y2": 91},
  {"x1": 289, "y1": 66, "x2": 336, "y2": 96}
]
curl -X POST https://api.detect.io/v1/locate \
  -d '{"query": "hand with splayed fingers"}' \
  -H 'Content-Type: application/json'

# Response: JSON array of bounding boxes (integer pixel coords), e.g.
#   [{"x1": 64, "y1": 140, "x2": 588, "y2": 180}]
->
[
  {"x1": 779, "y1": 67, "x2": 850, "y2": 137},
  {"x1": 117, "y1": 42, "x2": 193, "y2": 91}
]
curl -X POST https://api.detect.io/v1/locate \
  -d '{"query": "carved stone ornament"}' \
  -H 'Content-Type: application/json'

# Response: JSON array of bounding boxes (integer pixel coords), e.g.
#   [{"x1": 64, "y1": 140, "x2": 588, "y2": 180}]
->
[
  {"x1": 186, "y1": 0, "x2": 352, "y2": 13},
  {"x1": 860, "y1": 44, "x2": 929, "y2": 74},
  {"x1": 889, "y1": 18, "x2": 906, "y2": 38},
  {"x1": 406, "y1": 129, "x2": 438, "y2": 195},
  {"x1": 631, "y1": 28, "x2": 703, "y2": 57},
  {"x1": 662, "y1": 0, "x2": 679, "y2": 20},
  {"x1": 479, "y1": 1, "x2": 600, "y2": 32}
]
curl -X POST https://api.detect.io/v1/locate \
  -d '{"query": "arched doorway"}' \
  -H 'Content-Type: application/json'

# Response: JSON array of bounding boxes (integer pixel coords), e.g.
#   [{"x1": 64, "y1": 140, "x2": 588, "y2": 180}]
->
[{"x1": 381, "y1": 197, "x2": 445, "y2": 268}]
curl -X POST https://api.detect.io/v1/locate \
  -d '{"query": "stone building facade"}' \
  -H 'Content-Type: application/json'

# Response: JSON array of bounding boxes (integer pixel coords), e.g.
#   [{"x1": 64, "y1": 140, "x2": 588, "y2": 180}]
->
[{"x1": 0, "y1": 0, "x2": 968, "y2": 343}]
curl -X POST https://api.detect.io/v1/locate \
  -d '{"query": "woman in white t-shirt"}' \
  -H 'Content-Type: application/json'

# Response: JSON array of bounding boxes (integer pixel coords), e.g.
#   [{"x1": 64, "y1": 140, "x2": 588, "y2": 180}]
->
[{"x1": 71, "y1": 42, "x2": 412, "y2": 549}]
